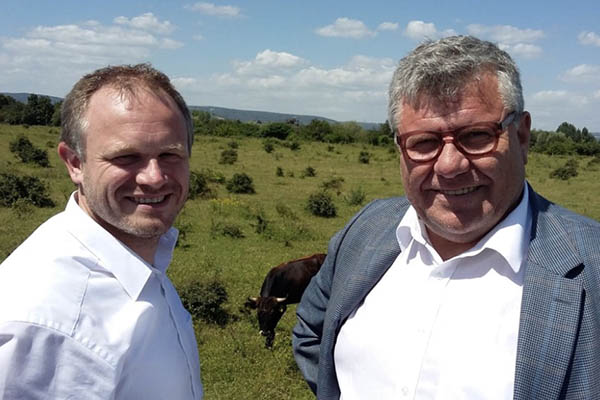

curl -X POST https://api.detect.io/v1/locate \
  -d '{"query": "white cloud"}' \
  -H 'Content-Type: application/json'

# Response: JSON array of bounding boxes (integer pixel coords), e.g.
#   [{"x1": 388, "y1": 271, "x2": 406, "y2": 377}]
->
[
  {"x1": 0, "y1": 14, "x2": 182, "y2": 95},
  {"x1": 177, "y1": 52, "x2": 396, "y2": 122},
  {"x1": 467, "y1": 24, "x2": 544, "y2": 44},
  {"x1": 527, "y1": 89, "x2": 600, "y2": 131},
  {"x1": 403, "y1": 20, "x2": 456, "y2": 41},
  {"x1": 233, "y1": 49, "x2": 307, "y2": 75},
  {"x1": 561, "y1": 64, "x2": 600, "y2": 83},
  {"x1": 578, "y1": 31, "x2": 600, "y2": 47},
  {"x1": 114, "y1": 12, "x2": 175, "y2": 34},
  {"x1": 501, "y1": 43, "x2": 543, "y2": 59},
  {"x1": 377, "y1": 22, "x2": 399, "y2": 31},
  {"x1": 185, "y1": 2, "x2": 241, "y2": 17},
  {"x1": 466, "y1": 24, "x2": 544, "y2": 59},
  {"x1": 315, "y1": 18, "x2": 376, "y2": 39},
  {"x1": 193, "y1": 34, "x2": 204, "y2": 41},
  {"x1": 594, "y1": 90, "x2": 600, "y2": 99}
]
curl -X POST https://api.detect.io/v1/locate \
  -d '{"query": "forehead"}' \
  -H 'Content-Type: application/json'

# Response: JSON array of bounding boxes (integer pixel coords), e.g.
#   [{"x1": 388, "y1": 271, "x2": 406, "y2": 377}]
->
[
  {"x1": 84, "y1": 85, "x2": 187, "y2": 146},
  {"x1": 398, "y1": 73, "x2": 503, "y2": 130}
]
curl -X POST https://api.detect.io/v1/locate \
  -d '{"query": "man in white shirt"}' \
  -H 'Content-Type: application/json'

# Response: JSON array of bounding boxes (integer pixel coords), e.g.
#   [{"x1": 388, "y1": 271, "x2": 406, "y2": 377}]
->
[
  {"x1": 0, "y1": 64, "x2": 203, "y2": 399},
  {"x1": 293, "y1": 36, "x2": 600, "y2": 399}
]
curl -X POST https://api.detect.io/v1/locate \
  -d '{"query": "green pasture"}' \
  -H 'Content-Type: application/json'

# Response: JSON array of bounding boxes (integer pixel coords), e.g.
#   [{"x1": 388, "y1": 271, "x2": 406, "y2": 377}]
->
[{"x1": 1, "y1": 123, "x2": 599, "y2": 399}]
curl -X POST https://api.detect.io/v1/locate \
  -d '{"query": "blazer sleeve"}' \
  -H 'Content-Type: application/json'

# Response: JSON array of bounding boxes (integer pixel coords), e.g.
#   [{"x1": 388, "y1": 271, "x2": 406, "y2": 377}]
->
[{"x1": 292, "y1": 228, "x2": 344, "y2": 394}]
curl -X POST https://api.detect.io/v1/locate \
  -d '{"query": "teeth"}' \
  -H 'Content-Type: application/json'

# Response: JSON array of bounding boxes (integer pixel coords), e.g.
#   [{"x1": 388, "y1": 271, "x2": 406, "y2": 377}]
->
[
  {"x1": 441, "y1": 187, "x2": 477, "y2": 196},
  {"x1": 136, "y1": 196, "x2": 165, "y2": 204}
]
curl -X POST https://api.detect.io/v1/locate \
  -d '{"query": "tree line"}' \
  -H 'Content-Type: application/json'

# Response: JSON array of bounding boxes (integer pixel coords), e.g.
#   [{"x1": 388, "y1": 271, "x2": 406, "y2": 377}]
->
[
  {"x1": 1, "y1": 94, "x2": 598, "y2": 156},
  {"x1": 0, "y1": 94, "x2": 61, "y2": 126}
]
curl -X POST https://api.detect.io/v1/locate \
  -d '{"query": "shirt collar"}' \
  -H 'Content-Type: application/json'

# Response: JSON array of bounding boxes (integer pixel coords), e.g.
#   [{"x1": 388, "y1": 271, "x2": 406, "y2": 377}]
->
[
  {"x1": 64, "y1": 192, "x2": 179, "y2": 299},
  {"x1": 396, "y1": 182, "x2": 531, "y2": 274}
]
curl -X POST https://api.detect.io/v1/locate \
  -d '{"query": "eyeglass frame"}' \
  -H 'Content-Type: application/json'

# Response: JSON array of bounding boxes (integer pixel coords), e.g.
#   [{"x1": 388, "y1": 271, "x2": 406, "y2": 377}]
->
[{"x1": 395, "y1": 111, "x2": 518, "y2": 163}]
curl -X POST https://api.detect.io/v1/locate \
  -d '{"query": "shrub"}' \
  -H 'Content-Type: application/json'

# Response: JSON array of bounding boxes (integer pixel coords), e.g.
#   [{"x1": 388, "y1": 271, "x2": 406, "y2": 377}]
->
[
  {"x1": 0, "y1": 173, "x2": 55, "y2": 208},
  {"x1": 228, "y1": 140, "x2": 239, "y2": 149},
  {"x1": 275, "y1": 203, "x2": 298, "y2": 220},
  {"x1": 250, "y1": 208, "x2": 269, "y2": 234},
  {"x1": 263, "y1": 138, "x2": 276, "y2": 153},
  {"x1": 358, "y1": 151, "x2": 370, "y2": 164},
  {"x1": 9, "y1": 135, "x2": 50, "y2": 167},
  {"x1": 321, "y1": 176, "x2": 345, "y2": 192},
  {"x1": 587, "y1": 155, "x2": 600, "y2": 168},
  {"x1": 327, "y1": 145, "x2": 335, "y2": 152},
  {"x1": 301, "y1": 166, "x2": 317, "y2": 178},
  {"x1": 221, "y1": 224, "x2": 245, "y2": 238},
  {"x1": 178, "y1": 280, "x2": 230, "y2": 325},
  {"x1": 226, "y1": 173, "x2": 255, "y2": 194},
  {"x1": 199, "y1": 168, "x2": 226, "y2": 184},
  {"x1": 284, "y1": 140, "x2": 300, "y2": 151},
  {"x1": 276, "y1": 166, "x2": 284, "y2": 177},
  {"x1": 550, "y1": 158, "x2": 578, "y2": 180},
  {"x1": 345, "y1": 187, "x2": 366, "y2": 206},
  {"x1": 188, "y1": 171, "x2": 214, "y2": 199},
  {"x1": 219, "y1": 148, "x2": 238, "y2": 165},
  {"x1": 306, "y1": 191, "x2": 337, "y2": 218}
]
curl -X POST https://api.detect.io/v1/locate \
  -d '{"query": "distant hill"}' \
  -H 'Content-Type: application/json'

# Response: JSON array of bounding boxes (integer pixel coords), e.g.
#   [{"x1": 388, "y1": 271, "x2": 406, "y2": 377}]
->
[
  {"x1": 1, "y1": 92, "x2": 381, "y2": 130},
  {"x1": 191, "y1": 105, "x2": 380, "y2": 130},
  {"x1": 2, "y1": 92, "x2": 63, "y2": 105}
]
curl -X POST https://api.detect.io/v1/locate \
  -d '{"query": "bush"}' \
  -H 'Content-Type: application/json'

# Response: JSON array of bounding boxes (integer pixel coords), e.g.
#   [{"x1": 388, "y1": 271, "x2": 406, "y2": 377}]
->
[
  {"x1": 276, "y1": 166, "x2": 284, "y2": 177},
  {"x1": 228, "y1": 140, "x2": 239, "y2": 149},
  {"x1": 188, "y1": 171, "x2": 214, "y2": 199},
  {"x1": 358, "y1": 151, "x2": 370, "y2": 164},
  {"x1": 226, "y1": 173, "x2": 255, "y2": 194},
  {"x1": 284, "y1": 140, "x2": 301, "y2": 151},
  {"x1": 345, "y1": 187, "x2": 366, "y2": 206},
  {"x1": 221, "y1": 224, "x2": 245, "y2": 238},
  {"x1": 550, "y1": 159, "x2": 578, "y2": 180},
  {"x1": 9, "y1": 135, "x2": 50, "y2": 167},
  {"x1": 263, "y1": 138, "x2": 276, "y2": 153},
  {"x1": 0, "y1": 173, "x2": 55, "y2": 208},
  {"x1": 301, "y1": 166, "x2": 317, "y2": 178},
  {"x1": 219, "y1": 148, "x2": 238, "y2": 165},
  {"x1": 321, "y1": 176, "x2": 345, "y2": 192},
  {"x1": 306, "y1": 191, "x2": 337, "y2": 218},
  {"x1": 178, "y1": 280, "x2": 230, "y2": 325},
  {"x1": 275, "y1": 203, "x2": 298, "y2": 220}
]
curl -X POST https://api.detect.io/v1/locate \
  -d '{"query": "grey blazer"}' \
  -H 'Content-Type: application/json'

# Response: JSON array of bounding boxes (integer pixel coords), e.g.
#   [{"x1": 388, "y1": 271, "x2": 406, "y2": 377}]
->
[{"x1": 293, "y1": 185, "x2": 600, "y2": 399}]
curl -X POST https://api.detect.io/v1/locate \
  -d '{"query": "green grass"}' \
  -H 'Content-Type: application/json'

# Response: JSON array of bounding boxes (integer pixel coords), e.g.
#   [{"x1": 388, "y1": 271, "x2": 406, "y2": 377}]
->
[{"x1": 1, "y1": 123, "x2": 599, "y2": 399}]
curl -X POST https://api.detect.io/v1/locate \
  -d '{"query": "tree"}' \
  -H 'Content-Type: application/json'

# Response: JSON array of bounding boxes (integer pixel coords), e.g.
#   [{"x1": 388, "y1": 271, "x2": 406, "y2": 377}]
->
[
  {"x1": 301, "y1": 119, "x2": 333, "y2": 142},
  {"x1": 261, "y1": 122, "x2": 293, "y2": 140}
]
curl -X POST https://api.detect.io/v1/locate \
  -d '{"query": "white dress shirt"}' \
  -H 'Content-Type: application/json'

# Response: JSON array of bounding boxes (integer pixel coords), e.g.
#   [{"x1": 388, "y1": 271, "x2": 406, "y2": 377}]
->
[
  {"x1": 0, "y1": 194, "x2": 203, "y2": 399},
  {"x1": 335, "y1": 185, "x2": 531, "y2": 399}
]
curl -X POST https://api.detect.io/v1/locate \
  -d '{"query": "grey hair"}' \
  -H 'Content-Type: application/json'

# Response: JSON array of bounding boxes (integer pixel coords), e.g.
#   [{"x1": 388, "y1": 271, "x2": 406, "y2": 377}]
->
[
  {"x1": 388, "y1": 35, "x2": 523, "y2": 133},
  {"x1": 61, "y1": 63, "x2": 194, "y2": 159}
]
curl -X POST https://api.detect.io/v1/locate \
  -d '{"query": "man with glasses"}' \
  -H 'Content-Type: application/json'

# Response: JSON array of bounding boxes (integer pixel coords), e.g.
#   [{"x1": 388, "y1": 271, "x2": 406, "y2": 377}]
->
[{"x1": 293, "y1": 35, "x2": 600, "y2": 399}]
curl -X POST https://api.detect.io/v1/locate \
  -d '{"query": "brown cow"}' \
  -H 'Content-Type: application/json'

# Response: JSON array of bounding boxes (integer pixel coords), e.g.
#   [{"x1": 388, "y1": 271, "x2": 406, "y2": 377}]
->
[{"x1": 246, "y1": 253, "x2": 326, "y2": 348}]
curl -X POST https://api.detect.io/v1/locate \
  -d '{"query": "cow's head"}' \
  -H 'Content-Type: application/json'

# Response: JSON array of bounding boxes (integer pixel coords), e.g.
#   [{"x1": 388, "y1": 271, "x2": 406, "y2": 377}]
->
[{"x1": 245, "y1": 296, "x2": 287, "y2": 347}]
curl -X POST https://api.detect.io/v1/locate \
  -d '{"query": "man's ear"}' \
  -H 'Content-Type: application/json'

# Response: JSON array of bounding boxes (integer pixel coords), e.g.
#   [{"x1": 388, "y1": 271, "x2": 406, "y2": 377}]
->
[
  {"x1": 516, "y1": 111, "x2": 531, "y2": 164},
  {"x1": 57, "y1": 142, "x2": 84, "y2": 185}
]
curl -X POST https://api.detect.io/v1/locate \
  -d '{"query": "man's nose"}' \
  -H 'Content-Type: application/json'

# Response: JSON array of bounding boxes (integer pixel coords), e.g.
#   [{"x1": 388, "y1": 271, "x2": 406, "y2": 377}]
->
[
  {"x1": 137, "y1": 159, "x2": 167, "y2": 188},
  {"x1": 433, "y1": 140, "x2": 470, "y2": 178}
]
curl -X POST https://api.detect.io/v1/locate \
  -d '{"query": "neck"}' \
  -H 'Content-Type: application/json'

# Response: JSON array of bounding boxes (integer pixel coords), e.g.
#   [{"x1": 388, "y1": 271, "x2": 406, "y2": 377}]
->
[{"x1": 426, "y1": 229, "x2": 478, "y2": 261}]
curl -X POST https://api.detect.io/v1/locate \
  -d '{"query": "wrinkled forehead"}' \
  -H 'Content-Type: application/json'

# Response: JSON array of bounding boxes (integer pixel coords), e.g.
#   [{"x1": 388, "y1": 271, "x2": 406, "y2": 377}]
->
[{"x1": 398, "y1": 73, "x2": 502, "y2": 127}]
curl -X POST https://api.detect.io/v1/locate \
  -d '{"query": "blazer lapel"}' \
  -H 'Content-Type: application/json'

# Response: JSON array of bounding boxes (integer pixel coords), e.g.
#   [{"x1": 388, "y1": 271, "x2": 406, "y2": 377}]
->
[{"x1": 514, "y1": 190, "x2": 584, "y2": 400}]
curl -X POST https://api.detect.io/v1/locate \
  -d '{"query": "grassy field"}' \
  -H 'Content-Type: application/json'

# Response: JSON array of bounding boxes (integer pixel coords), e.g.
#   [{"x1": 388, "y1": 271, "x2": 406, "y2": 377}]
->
[{"x1": 1, "y1": 123, "x2": 599, "y2": 399}]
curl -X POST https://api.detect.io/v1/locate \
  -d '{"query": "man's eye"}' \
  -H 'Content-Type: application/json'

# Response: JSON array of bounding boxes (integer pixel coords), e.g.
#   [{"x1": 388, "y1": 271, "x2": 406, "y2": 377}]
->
[
  {"x1": 160, "y1": 153, "x2": 182, "y2": 162},
  {"x1": 111, "y1": 155, "x2": 138, "y2": 165},
  {"x1": 406, "y1": 134, "x2": 439, "y2": 152},
  {"x1": 459, "y1": 130, "x2": 495, "y2": 148}
]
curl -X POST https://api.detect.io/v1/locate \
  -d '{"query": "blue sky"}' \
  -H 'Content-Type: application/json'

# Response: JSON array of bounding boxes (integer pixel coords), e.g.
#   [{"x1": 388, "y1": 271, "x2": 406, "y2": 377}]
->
[{"x1": 2, "y1": 1, "x2": 599, "y2": 131}]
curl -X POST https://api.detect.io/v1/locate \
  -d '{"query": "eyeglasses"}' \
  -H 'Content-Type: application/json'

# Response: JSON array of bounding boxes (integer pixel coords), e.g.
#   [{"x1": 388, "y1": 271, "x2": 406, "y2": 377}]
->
[{"x1": 396, "y1": 112, "x2": 517, "y2": 163}]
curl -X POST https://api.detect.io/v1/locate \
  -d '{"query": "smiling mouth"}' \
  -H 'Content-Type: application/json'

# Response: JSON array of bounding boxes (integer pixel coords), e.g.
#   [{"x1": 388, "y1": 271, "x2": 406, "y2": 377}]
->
[
  {"x1": 131, "y1": 195, "x2": 167, "y2": 204},
  {"x1": 439, "y1": 186, "x2": 479, "y2": 196}
]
